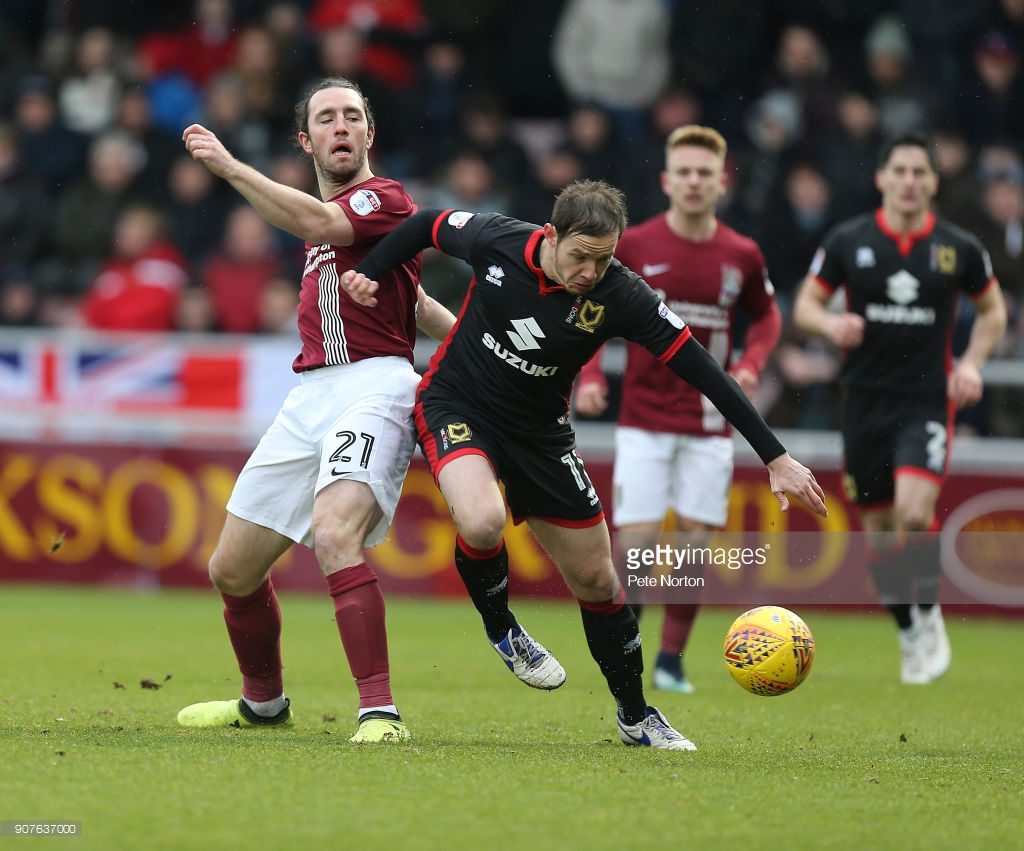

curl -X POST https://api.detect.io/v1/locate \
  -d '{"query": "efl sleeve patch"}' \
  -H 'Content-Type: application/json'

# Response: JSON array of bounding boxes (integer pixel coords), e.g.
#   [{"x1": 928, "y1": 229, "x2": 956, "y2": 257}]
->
[
  {"x1": 349, "y1": 189, "x2": 382, "y2": 217},
  {"x1": 808, "y1": 247, "x2": 826, "y2": 277},
  {"x1": 447, "y1": 211, "x2": 475, "y2": 229},
  {"x1": 658, "y1": 301, "x2": 685, "y2": 330}
]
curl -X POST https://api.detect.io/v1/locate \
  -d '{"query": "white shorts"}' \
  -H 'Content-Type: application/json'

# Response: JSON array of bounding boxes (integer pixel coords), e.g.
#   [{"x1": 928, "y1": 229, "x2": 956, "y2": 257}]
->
[
  {"x1": 227, "y1": 356, "x2": 420, "y2": 549},
  {"x1": 612, "y1": 426, "x2": 734, "y2": 528}
]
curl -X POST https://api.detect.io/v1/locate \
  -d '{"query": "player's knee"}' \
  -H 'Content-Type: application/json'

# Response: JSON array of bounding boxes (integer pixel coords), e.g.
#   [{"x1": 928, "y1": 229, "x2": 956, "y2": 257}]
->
[
  {"x1": 570, "y1": 568, "x2": 618, "y2": 602},
  {"x1": 864, "y1": 525, "x2": 899, "y2": 552},
  {"x1": 897, "y1": 505, "x2": 932, "y2": 532},
  {"x1": 310, "y1": 519, "x2": 365, "y2": 565},
  {"x1": 455, "y1": 506, "x2": 506, "y2": 551},
  {"x1": 208, "y1": 550, "x2": 255, "y2": 595}
]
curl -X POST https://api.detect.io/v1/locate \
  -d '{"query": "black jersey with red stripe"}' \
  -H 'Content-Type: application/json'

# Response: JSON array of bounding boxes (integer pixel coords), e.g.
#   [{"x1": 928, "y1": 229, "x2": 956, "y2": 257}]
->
[
  {"x1": 421, "y1": 211, "x2": 690, "y2": 433},
  {"x1": 808, "y1": 209, "x2": 996, "y2": 394}
]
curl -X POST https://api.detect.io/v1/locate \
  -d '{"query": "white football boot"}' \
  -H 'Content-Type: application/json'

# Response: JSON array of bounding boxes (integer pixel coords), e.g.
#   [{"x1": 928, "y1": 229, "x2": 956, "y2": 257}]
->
[
  {"x1": 618, "y1": 706, "x2": 697, "y2": 751},
  {"x1": 915, "y1": 605, "x2": 951, "y2": 680},
  {"x1": 492, "y1": 626, "x2": 566, "y2": 690},
  {"x1": 899, "y1": 626, "x2": 930, "y2": 685}
]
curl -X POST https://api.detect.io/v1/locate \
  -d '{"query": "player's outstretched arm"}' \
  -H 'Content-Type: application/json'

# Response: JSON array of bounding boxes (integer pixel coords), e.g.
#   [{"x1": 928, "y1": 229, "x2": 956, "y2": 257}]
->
[
  {"x1": 949, "y1": 283, "x2": 1007, "y2": 409},
  {"x1": 664, "y1": 336, "x2": 827, "y2": 516},
  {"x1": 182, "y1": 123, "x2": 355, "y2": 247},
  {"x1": 793, "y1": 276, "x2": 864, "y2": 348},
  {"x1": 341, "y1": 209, "x2": 446, "y2": 306},
  {"x1": 415, "y1": 286, "x2": 457, "y2": 341},
  {"x1": 354, "y1": 209, "x2": 442, "y2": 279}
]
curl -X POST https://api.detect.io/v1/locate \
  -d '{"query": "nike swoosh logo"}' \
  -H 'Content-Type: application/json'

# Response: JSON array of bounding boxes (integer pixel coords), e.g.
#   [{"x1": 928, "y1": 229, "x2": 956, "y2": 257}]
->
[
  {"x1": 642, "y1": 263, "x2": 671, "y2": 277},
  {"x1": 619, "y1": 724, "x2": 647, "y2": 744},
  {"x1": 331, "y1": 468, "x2": 346, "y2": 476}
]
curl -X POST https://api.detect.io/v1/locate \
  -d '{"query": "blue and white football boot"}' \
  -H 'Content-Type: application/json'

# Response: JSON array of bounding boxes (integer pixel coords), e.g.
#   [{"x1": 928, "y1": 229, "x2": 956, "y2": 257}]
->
[
  {"x1": 492, "y1": 625, "x2": 566, "y2": 690},
  {"x1": 617, "y1": 706, "x2": 697, "y2": 751}
]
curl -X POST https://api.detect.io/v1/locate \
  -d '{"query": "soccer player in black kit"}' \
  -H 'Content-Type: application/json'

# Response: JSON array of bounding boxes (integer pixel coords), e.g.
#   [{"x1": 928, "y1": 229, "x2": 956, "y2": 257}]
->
[
  {"x1": 795, "y1": 133, "x2": 1007, "y2": 685},
  {"x1": 343, "y1": 180, "x2": 827, "y2": 750}
]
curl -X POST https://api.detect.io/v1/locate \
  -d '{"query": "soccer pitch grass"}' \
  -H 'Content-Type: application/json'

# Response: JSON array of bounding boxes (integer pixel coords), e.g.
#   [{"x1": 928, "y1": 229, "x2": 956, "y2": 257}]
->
[{"x1": 2, "y1": 586, "x2": 1021, "y2": 850}]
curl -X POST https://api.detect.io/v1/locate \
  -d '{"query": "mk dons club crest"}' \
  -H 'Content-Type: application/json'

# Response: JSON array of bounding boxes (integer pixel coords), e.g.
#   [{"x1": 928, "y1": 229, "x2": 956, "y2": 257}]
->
[
  {"x1": 447, "y1": 423, "x2": 473, "y2": 444},
  {"x1": 842, "y1": 473, "x2": 859, "y2": 502},
  {"x1": 574, "y1": 299, "x2": 605, "y2": 333},
  {"x1": 933, "y1": 244, "x2": 957, "y2": 274}
]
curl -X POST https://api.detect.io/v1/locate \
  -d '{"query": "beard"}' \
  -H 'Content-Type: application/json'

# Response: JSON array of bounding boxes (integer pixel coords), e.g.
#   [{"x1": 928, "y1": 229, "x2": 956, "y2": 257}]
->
[{"x1": 314, "y1": 145, "x2": 366, "y2": 186}]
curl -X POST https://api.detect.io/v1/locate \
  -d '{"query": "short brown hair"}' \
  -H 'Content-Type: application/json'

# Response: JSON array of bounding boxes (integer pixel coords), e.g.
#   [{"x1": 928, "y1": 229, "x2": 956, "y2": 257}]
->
[
  {"x1": 293, "y1": 77, "x2": 375, "y2": 138},
  {"x1": 551, "y1": 179, "x2": 629, "y2": 238},
  {"x1": 878, "y1": 131, "x2": 938, "y2": 171},
  {"x1": 665, "y1": 125, "x2": 727, "y2": 160}
]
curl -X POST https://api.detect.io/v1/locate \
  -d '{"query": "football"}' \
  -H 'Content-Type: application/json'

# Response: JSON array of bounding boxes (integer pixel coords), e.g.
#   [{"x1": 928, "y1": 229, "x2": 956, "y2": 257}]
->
[{"x1": 723, "y1": 606, "x2": 815, "y2": 696}]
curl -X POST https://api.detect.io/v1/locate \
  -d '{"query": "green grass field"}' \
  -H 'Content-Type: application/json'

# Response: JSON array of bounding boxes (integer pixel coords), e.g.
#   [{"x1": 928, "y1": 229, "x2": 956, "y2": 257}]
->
[{"x1": 1, "y1": 585, "x2": 1021, "y2": 850}]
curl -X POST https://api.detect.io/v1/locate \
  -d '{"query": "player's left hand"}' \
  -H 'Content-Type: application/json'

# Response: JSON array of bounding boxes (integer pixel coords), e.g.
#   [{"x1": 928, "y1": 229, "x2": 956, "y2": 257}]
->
[
  {"x1": 767, "y1": 453, "x2": 827, "y2": 516},
  {"x1": 730, "y1": 367, "x2": 759, "y2": 400},
  {"x1": 948, "y1": 361, "x2": 983, "y2": 409},
  {"x1": 574, "y1": 379, "x2": 609, "y2": 416},
  {"x1": 340, "y1": 270, "x2": 380, "y2": 307}
]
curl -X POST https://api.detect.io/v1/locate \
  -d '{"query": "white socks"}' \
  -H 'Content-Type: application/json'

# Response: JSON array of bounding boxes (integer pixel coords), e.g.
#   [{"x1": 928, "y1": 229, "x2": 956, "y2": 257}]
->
[{"x1": 358, "y1": 704, "x2": 398, "y2": 720}]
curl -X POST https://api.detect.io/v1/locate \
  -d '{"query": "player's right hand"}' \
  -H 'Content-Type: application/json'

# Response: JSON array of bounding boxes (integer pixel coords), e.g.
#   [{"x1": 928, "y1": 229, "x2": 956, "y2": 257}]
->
[
  {"x1": 948, "y1": 360, "x2": 984, "y2": 409},
  {"x1": 340, "y1": 270, "x2": 380, "y2": 307},
  {"x1": 730, "y1": 366, "x2": 759, "y2": 400},
  {"x1": 182, "y1": 124, "x2": 237, "y2": 179},
  {"x1": 574, "y1": 379, "x2": 608, "y2": 416},
  {"x1": 767, "y1": 453, "x2": 827, "y2": 517},
  {"x1": 826, "y1": 313, "x2": 865, "y2": 348}
]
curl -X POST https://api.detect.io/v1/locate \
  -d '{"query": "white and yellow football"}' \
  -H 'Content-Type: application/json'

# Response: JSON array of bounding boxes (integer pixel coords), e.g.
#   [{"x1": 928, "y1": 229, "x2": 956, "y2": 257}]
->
[{"x1": 723, "y1": 606, "x2": 815, "y2": 696}]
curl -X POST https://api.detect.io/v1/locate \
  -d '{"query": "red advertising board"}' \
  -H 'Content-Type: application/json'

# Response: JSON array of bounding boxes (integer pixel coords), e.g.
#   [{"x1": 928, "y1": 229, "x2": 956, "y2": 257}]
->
[{"x1": 1, "y1": 439, "x2": 1021, "y2": 614}]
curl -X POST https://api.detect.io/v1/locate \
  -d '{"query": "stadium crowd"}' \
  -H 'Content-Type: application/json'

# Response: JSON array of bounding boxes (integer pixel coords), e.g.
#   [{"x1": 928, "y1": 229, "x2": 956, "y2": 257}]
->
[{"x1": 1, "y1": 0, "x2": 1022, "y2": 432}]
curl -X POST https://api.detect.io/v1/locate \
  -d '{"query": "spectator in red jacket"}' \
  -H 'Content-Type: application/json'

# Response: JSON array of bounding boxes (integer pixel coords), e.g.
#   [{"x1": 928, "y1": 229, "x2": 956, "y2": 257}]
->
[
  {"x1": 202, "y1": 205, "x2": 283, "y2": 333},
  {"x1": 137, "y1": 0, "x2": 237, "y2": 88},
  {"x1": 81, "y1": 206, "x2": 188, "y2": 331},
  {"x1": 308, "y1": 0, "x2": 425, "y2": 89}
]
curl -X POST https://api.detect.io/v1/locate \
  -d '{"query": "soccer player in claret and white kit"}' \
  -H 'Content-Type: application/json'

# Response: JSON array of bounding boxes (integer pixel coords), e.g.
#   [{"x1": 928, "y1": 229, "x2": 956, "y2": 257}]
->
[
  {"x1": 575, "y1": 125, "x2": 781, "y2": 694},
  {"x1": 795, "y1": 132, "x2": 1006, "y2": 685},
  {"x1": 175, "y1": 78, "x2": 455, "y2": 743},
  {"x1": 341, "y1": 179, "x2": 826, "y2": 751}
]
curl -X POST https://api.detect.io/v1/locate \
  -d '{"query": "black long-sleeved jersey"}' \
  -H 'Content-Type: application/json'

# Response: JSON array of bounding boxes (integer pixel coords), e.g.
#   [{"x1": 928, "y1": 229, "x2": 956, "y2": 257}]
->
[{"x1": 357, "y1": 209, "x2": 786, "y2": 463}]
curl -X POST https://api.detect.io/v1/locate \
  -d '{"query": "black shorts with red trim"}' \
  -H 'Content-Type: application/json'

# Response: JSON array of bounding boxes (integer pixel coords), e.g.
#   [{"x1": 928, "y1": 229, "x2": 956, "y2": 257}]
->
[
  {"x1": 840, "y1": 387, "x2": 952, "y2": 506},
  {"x1": 415, "y1": 389, "x2": 604, "y2": 527}
]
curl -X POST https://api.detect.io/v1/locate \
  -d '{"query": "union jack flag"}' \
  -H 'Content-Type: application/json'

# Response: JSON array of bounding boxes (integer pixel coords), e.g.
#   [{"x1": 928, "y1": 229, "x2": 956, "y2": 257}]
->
[
  {"x1": 0, "y1": 346, "x2": 41, "y2": 403},
  {"x1": 0, "y1": 337, "x2": 243, "y2": 412}
]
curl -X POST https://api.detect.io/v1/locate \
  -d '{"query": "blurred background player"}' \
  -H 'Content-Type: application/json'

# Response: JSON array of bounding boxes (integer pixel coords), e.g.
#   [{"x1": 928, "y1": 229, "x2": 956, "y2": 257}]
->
[
  {"x1": 175, "y1": 78, "x2": 455, "y2": 742},
  {"x1": 340, "y1": 179, "x2": 825, "y2": 750},
  {"x1": 794, "y1": 132, "x2": 1006, "y2": 685},
  {"x1": 575, "y1": 126, "x2": 780, "y2": 693}
]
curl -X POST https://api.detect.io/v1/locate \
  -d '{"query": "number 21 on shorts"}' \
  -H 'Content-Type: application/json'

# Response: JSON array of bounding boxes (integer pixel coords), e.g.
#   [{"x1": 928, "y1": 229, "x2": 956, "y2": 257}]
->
[{"x1": 330, "y1": 430, "x2": 375, "y2": 474}]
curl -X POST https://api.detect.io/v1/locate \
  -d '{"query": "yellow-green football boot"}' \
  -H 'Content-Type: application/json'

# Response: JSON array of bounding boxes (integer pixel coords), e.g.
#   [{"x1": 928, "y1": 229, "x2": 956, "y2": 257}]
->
[
  {"x1": 177, "y1": 698, "x2": 293, "y2": 728},
  {"x1": 349, "y1": 712, "x2": 409, "y2": 743}
]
